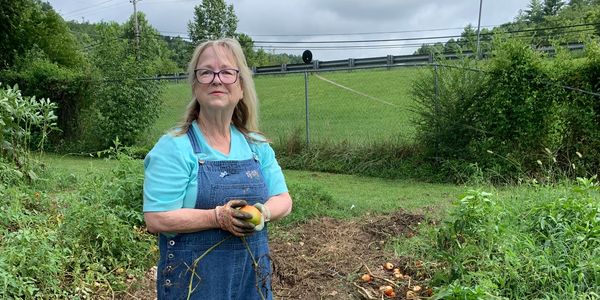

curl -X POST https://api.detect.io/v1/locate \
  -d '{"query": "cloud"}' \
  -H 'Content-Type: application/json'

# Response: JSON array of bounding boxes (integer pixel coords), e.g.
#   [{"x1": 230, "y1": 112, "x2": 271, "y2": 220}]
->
[{"x1": 48, "y1": 0, "x2": 530, "y2": 60}]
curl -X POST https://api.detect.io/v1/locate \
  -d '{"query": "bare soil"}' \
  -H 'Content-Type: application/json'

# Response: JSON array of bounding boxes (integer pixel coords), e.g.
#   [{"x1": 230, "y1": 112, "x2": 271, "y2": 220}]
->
[{"x1": 125, "y1": 210, "x2": 434, "y2": 300}]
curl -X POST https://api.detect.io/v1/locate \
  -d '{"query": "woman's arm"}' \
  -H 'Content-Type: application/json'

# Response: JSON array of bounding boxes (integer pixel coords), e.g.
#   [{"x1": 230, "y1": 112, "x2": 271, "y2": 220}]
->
[
  {"x1": 144, "y1": 208, "x2": 218, "y2": 234},
  {"x1": 263, "y1": 192, "x2": 293, "y2": 221}
]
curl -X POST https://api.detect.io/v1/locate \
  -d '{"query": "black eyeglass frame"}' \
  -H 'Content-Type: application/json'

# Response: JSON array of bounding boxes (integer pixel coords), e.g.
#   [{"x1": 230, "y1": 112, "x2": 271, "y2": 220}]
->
[{"x1": 194, "y1": 68, "x2": 240, "y2": 84}]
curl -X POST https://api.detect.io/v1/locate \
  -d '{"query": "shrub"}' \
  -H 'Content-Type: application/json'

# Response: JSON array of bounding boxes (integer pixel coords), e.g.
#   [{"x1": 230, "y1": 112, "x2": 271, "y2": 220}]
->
[
  {"x1": 412, "y1": 38, "x2": 600, "y2": 183},
  {"x1": 0, "y1": 83, "x2": 58, "y2": 184},
  {"x1": 80, "y1": 22, "x2": 163, "y2": 151},
  {"x1": 0, "y1": 159, "x2": 155, "y2": 298},
  {"x1": 400, "y1": 178, "x2": 600, "y2": 299},
  {"x1": 0, "y1": 53, "x2": 93, "y2": 146}
]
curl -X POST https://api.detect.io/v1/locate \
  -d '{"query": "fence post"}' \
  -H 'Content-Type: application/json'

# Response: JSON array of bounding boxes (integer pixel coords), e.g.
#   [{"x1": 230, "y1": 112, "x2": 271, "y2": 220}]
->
[
  {"x1": 304, "y1": 71, "x2": 310, "y2": 147},
  {"x1": 433, "y1": 64, "x2": 440, "y2": 163},
  {"x1": 387, "y1": 55, "x2": 393, "y2": 70}
]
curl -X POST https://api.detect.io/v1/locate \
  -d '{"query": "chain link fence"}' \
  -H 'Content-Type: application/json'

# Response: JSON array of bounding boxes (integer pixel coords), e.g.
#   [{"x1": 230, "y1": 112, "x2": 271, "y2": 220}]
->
[{"x1": 255, "y1": 65, "x2": 428, "y2": 146}]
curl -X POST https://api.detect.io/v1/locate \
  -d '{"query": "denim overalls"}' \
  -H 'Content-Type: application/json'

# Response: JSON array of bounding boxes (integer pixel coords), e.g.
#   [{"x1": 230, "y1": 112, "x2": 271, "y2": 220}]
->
[{"x1": 156, "y1": 129, "x2": 272, "y2": 300}]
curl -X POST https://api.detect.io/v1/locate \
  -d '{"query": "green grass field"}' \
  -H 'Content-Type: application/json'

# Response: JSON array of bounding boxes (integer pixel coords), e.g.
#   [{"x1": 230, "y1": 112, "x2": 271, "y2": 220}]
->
[
  {"x1": 40, "y1": 155, "x2": 461, "y2": 219},
  {"x1": 144, "y1": 66, "x2": 427, "y2": 146}
]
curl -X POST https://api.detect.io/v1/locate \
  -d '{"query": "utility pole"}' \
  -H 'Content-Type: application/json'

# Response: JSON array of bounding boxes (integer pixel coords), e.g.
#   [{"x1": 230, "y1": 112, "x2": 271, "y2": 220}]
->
[
  {"x1": 130, "y1": 0, "x2": 141, "y2": 60},
  {"x1": 476, "y1": 0, "x2": 483, "y2": 59}
]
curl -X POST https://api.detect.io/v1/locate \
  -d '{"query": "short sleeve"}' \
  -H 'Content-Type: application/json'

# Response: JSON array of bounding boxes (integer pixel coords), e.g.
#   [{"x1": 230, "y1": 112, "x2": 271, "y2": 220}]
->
[
  {"x1": 143, "y1": 134, "x2": 195, "y2": 212},
  {"x1": 253, "y1": 141, "x2": 288, "y2": 197}
]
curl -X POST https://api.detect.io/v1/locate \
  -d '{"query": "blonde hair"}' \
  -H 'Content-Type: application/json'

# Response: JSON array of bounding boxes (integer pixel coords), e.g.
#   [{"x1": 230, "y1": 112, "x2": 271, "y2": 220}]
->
[{"x1": 176, "y1": 38, "x2": 264, "y2": 142}]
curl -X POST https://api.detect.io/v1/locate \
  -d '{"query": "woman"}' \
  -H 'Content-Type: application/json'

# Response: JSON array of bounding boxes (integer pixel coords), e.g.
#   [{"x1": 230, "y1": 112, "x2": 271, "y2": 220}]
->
[{"x1": 143, "y1": 38, "x2": 293, "y2": 300}]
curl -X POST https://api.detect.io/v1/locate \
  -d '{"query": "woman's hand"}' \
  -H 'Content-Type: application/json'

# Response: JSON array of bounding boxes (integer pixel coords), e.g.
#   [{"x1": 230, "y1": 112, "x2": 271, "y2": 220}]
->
[{"x1": 214, "y1": 199, "x2": 256, "y2": 237}]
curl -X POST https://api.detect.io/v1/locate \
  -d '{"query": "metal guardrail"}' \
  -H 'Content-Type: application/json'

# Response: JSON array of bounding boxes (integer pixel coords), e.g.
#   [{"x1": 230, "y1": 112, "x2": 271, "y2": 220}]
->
[
  {"x1": 251, "y1": 43, "x2": 584, "y2": 75},
  {"x1": 144, "y1": 43, "x2": 585, "y2": 80}
]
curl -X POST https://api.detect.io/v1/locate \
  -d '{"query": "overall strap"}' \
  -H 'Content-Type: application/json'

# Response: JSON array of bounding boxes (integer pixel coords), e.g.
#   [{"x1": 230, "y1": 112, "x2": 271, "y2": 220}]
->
[
  {"x1": 247, "y1": 139, "x2": 260, "y2": 162},
  {"x1": 186, "y1": 128, "x2": 202, "y2": 154}
]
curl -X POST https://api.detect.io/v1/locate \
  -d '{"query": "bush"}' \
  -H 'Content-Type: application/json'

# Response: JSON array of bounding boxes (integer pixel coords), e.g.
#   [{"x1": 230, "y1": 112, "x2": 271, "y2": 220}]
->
[
  {"x1": 0, "y1": 53, "x2": 93, "y2": 147},
  {"x1": 79, "y1": 22, "x2": 163, "y2": 151},
  {"x1": 412, "y1": 39, "x2": 600, "y2": 183},
  {"x1": 0, "y1": 157, "x2": 155, "y2": 298},
  {"x1": 401, "y1": 178, "x2": 600, "y2": 299},
  {"x1": 0, "y1": 83, "x2": 58, "y2": 184},
  {"x1": 554, "y1": 41, "x2": 600, "y2": 178}
]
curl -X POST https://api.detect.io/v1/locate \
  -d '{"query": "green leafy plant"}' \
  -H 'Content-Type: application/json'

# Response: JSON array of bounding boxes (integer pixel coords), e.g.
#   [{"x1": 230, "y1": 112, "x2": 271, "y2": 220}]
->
[{"x1": 0, "y1": 83, "x2": 58, "y2": 184}]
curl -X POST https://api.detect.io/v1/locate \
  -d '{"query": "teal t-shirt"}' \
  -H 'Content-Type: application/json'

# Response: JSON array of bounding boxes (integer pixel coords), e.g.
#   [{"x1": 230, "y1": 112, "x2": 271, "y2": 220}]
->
[{"x1": 143, "y1": 122, "x2": 288, "y2": 212}]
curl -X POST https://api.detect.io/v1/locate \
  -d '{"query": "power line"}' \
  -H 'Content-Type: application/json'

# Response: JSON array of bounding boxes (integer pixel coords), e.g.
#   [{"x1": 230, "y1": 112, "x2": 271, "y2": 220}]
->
[
  {"x1": 248, "y1": 25, "x2": 501, "y2": 37},
  {"x1": 155, "y1": 25, "x2": 498, "y2": 39},
  {"x1": 62, "y1": 0, "x2": 125, "y2": 18},
  {"x1": 152, "y1": 21, "x2": 597, "y2": 48},
  {"x1": 253, "y1": 29, "x2": 594, "y2": 52},
  {"x1": 79, "y1": 22, "x2": 596, "y2": 53},
  {"x1": 252, "y1": 22, "x2": 600, "y2": 45},
  {"x1": 62, "y1": 0, "x2": 116, "y2": 16}
]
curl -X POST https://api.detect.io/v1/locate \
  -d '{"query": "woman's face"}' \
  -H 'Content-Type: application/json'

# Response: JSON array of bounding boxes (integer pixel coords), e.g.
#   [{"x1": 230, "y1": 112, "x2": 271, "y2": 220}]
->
[{"x1": 193, "y1": 45, "x2": 243, "y2": 113}]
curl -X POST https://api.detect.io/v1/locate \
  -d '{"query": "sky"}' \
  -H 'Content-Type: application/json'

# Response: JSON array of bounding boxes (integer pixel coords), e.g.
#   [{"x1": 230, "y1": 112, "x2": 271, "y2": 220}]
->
[{"x1": 47, "y1": 0, "x2": 531, "y2": 61}]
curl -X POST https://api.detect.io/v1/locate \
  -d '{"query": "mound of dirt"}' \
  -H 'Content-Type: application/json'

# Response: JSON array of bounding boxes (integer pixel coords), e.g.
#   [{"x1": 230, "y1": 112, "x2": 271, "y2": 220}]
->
[
  {"x1": 270, "y1": 210, "x2": 431, "y2": 299},
  {"x1": 126, "y1": 209, "x2": 431, "y2": 300}
]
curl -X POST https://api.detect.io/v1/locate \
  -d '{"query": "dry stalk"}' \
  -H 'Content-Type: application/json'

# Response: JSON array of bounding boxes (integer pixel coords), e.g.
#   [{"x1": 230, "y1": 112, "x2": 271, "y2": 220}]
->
[
  {"x1": 361, "y1": 263, "x2": 399, "y2": 288},
  {"x1": 353, "y1": 282, "x2": 376, "y2": 299}
]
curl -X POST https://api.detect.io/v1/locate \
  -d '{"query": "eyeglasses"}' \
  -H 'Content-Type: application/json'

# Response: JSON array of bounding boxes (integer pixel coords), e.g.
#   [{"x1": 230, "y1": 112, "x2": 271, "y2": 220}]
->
[{"x1": 194, "y1": 68, "x2": 240, "y2": 84}]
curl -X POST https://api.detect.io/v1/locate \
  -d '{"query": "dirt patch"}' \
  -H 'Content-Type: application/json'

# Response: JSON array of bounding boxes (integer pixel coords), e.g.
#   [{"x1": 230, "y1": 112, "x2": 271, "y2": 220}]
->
[
  {"x1": 271, "y1": 210, "x2": 431, "y2": 299},
  {"x1": 125, "y1": 210, "x2": 432, "y2": 300}
]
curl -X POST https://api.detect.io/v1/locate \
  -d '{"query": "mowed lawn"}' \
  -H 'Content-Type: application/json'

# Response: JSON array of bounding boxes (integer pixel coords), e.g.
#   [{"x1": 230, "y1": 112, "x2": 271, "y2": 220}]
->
[
  {"x1": 146, "y1": 67, "x2": 426, "y2": 146},
  {"x1": 40, "y1": 154, "x2": 463, "y2": 221}
]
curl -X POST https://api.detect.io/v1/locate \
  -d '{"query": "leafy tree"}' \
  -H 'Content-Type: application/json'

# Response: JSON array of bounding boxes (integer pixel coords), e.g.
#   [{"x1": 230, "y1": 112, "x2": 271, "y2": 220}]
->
[
  {"x1": 253, "y1": 48, "x2": 270, "y2": 67},
  {"x1": 544, "y1": 0, "x2": 566, "y2": 15},
  {"x1": 266, "y1": 53, "x2": 303, "y2": 66},
  {"x1": 67, "y1": 20, "x2": 98, "y2": 46},
  {"x1": 444, "y1": 39, "x2": 461, "y2": 53},
  {"x1": 187, "y1": 0, "x2": 238, "y2": 43},
  {"x1": 237, "y1": 33, "x2": 256, "y2": 66},
  {"x1": 0, "y1": 0, "x2": 32, "y2": 69},
  {"x1": 0, "y1": 0, "x2": 83, "y2": 69},
  {"x1": 414, "y1": 42, "x2": 445, "y2": 56},
  {"x1": 123, "y1": 12, "x2": 178, "y2": 74},
  {"x1": 523, "y1": 0, "x2": 545, "y2": 23},
  {"x1": 84, "y1": 21, "x2": 162, "y2": 149},
  {"x1": 162, "y1": 36, "x2": 193, "y2": 71}
]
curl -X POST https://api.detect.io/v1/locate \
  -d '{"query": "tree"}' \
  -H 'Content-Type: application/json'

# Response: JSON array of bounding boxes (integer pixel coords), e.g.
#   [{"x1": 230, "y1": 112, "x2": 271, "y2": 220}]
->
[
  {"x1": 459, "y1": 24, "x2": 478, "y2": 52},
  {"x1": 86, "y1": 21, "x2": 162, "y2": 149},
  {"x1": 0, "y1": 0, "x2": 32, "y2": 69},
  {"x1": 162, "y1": 36, "x2": 193, "y2": 71},
  {"x1": 236, "y1": 33, "x2": 256, "y2": 66},
  {"x1": 187, "y1": 0, "x2": 237, "y2": 44},
  {"x1": 543, "y1": 0, "x2": 565, "y2": 15},
  {"x1": 567, "y1": 0, "x2": 587, "y2": 6},
  {"x1": 523, "y1": 0, "x2": 545, "y2": 23},
  {"x1": 123, "y1": 12, "x2": 178, "y2": 74},
  {"x1": 0, "y1": 0, "x2": 83, "y2": 69}
]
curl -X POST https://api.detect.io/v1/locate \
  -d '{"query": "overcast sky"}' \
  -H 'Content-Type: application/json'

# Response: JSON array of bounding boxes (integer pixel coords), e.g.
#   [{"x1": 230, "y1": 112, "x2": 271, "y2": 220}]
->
[{"x1": 47, "y1": 0, "x2": 531, "y2": 61}]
